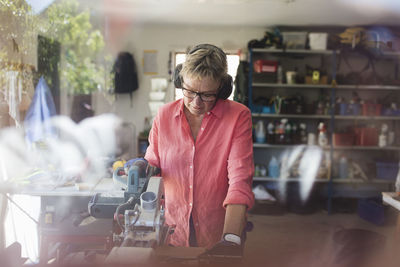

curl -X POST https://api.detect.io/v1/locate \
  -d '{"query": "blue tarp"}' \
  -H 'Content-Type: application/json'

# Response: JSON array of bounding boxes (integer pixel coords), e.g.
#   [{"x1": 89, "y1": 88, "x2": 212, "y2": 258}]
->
[{"x1": 24, "y1": 77, "x2": 56, "y2": 144}]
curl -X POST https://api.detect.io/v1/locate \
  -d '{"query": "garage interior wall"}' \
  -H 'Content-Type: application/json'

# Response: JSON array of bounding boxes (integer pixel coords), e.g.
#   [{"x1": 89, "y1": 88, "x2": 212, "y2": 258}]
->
[{"x1": 90, "y1": 24, "x2": 265, "y2": 154}]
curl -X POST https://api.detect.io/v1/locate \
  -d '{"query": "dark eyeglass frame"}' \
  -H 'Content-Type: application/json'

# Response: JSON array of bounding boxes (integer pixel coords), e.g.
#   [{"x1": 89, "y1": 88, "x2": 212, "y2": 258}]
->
[{"x1": 181, "y1": 87, "x2": 218, "y2": 102}]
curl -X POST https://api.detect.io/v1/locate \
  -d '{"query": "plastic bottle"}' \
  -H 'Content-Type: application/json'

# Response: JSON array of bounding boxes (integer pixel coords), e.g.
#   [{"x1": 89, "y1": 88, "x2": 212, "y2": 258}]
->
[
  {"x1": 254, "y1": 164, "x2": 260, "y2": 177},
  {"x1": 378, "y1": 123, "x2": 388, "y2": 147},
  {"x1": 300, "y1": 123, "x2": 307, "y2": 144},
  {"x1": 274, "y1": 121, "x2": 280, "y2": 143},
  {"x1": 285, "y1": 122, "x2": 292, "y2": 144},
  {"x1": 277, "y1": 65, "x2": 283, "y2": 84},
  {"x1": 291, "y1": 123, "x2": 298, "y2": 144},
  {"x1": 278, "y1": 119, "x2": 287, "y2": 144},
  {"x1": 260, "y1": 165, "x2": 267, "y2": 177},
  {"x1": 255, "y1": 120, "x2": 266, "y2": 143},
  {"x1": 267, "y1": 122, "x2": 275, "y2": 144},
  {"x1": 268, "y1": 157, "x2": 280, "y2": 178},
  {"x1": 339, "y1": 156, "x2": 348, "y2": 179},
  {"x1": 318, "y1": 122, "x2": 328, "y2": 147}
]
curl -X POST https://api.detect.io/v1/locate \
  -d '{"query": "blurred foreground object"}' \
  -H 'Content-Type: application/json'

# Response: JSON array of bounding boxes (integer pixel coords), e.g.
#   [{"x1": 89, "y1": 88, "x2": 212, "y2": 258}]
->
[{"x1": 0, "y1": 113, "x2": 124, "y2": 188}]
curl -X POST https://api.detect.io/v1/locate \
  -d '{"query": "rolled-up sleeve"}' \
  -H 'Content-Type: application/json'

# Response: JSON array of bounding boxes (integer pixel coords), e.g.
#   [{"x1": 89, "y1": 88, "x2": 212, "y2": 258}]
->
[
  {"x1": 144, "y1": 114, "x2": 161, "y2": 168},
  {"x1": 223, "y1": 109, "x2": 255, "y2": 210}
]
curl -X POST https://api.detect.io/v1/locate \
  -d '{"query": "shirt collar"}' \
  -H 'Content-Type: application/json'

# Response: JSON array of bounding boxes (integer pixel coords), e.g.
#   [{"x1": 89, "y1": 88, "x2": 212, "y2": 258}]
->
[
  {"x1": 173, "y1": 98, "x2": 223, "y2": 119},
  {"x1": 173, "y1": 99, "x2": 185, "y2": 118}
]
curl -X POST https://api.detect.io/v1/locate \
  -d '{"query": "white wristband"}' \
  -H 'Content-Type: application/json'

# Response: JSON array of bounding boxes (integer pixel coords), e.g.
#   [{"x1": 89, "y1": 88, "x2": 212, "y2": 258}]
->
[{"x1": 223, "y1": 233, "x2": 241, "y2": 245}]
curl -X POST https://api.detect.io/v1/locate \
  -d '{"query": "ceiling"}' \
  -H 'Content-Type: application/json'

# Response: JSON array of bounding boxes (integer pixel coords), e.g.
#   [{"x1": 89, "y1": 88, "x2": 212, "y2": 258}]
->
[{"x1": 81, "y1": 0, "x2": 400, "y2": 27}]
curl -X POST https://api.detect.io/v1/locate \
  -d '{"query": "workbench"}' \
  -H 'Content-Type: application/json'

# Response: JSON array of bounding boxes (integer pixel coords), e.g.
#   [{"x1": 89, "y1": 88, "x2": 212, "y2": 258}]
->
[{"x1": 5, "y1": 177, "x2": 121, "y2": 264}]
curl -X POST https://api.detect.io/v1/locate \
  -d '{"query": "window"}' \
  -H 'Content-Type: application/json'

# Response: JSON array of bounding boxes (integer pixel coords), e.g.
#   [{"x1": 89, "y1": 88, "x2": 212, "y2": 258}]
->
[{"x1": 174, "y1": 52, "x2": 240, "y2": 100}]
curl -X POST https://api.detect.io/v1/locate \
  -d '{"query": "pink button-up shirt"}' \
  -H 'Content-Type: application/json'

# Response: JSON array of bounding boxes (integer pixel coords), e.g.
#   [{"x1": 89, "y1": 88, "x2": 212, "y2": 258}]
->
[{"x1": 145, "y1": 98, "x2": 254, "y2": 248}]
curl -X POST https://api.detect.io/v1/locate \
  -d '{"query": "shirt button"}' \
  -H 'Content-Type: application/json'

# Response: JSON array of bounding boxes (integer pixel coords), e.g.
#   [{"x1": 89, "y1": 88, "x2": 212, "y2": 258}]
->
[
  {"x1": 201, "y1": 127, "x2": 204, "y2": 131},
  {"x1": 207, "y1": 112, "x2": 210, "y2": 115},
  {"x1": 195, "y1": 223, "x2": 199, "y2": 226},
  {"x1": 190, "y1": 165, "x2": 193, "y2": 169},
  {"x1": 189, "y1": 203, "x2": 192, "y2": 206},
  {"x1": 189, "y1": 185, "x2": 193, "y2": 189}
]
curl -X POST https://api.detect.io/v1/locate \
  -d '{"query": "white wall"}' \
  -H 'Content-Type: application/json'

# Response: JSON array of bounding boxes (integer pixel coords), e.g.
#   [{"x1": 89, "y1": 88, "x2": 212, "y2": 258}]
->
[{"x1": 93, "y1": 24, "x2": 265, "y2": 155}]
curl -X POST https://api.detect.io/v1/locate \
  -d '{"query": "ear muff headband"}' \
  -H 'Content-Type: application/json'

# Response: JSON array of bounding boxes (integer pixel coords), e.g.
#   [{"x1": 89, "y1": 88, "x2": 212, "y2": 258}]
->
[
  {"x1": 174, "y1": 63, "x2": 183, "y2": 89},
  {"x1": 174, "y1": 44, "x2": 233, "y2": 100},
  {"x1": 188, "y1": 44, "x2": 226, "y2": 57}
]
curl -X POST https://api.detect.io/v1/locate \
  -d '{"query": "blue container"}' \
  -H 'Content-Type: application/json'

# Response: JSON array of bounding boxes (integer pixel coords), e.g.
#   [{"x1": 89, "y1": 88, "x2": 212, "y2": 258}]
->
[
  {"x1": 339, "y1": 103, "x2": 347, "y2": 115},
  {"x1": 262, "y1": 105, "x2": 275, "y2": 114},
  {"x1": 358, "y1": 198, "x2": 386, "y2": 226},
  {"x1": 376, "y1": 162, "x2": 398, "y2": 180},
  {"x1": 255, "y1": 136, "x2": 266, "y2": 143},
  {"x1": 349, "y1": 103, "x2": 361, "y2": 115},
  {"x1": 268, "y1": 157, "x2": 280, "y2": 178}
]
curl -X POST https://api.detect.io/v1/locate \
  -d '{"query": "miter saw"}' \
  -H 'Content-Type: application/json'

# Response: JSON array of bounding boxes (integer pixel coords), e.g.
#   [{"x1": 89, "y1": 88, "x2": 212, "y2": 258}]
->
[
  {"x1": 62, "y1": 160, "x2": 237, "y2": 265},
  {"x1": 88, "y1": 159, "x2": 173, "y2": 251}
]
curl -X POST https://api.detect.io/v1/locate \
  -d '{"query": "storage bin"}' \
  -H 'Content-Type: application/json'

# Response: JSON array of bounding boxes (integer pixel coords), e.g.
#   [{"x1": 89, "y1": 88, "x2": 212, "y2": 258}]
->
[
  {"x1": 358, "y1": 198, "x2": 386, "y2": 225},
  {"x1": 340, "y1": 103, "x2": 361, "y2": 115},
  {"x1": 253, "y1": 104, "x2": 275, "y2": 114},
  {"x1": 353, "y1": 127, "x2": 378, "y2": 146},
  {"x1": 253, "y1": 60, "x2": 278, "y2": 73},
  {"x1": 253, "y1": 72, "x2": 277, "y2": 83},
  {"x1": 339, "y1": 103, "x2": 348, "y2": 115},
  {"x1": 309, "y1": 33, "x2": 328, "y2": 50},
  {"x1": 376, "y1": 162, "x2": 398, "y2": 180},
  {"x1": 348, "y1": 103, "x2": 361, "y2": 115},
  {"x1": 333, "y1": 133, "x2": 354, "y2": 146},
  {"x1": 282, "y1": 32, "x2": 307, "y2": 49},
  {"x1": 362, "y1": 103, "x2": 382, "y2": 116}
]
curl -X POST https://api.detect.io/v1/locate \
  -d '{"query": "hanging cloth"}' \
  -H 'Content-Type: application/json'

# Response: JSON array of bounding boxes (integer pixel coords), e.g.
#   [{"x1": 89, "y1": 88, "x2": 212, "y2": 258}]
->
[{"x1": 24, "y1": 76, "x2": 57, "y2": 145}]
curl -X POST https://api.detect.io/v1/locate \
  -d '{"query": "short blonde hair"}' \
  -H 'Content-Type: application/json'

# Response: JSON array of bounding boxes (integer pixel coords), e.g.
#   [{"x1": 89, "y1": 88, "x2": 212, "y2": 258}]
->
[{"x1": 180, "y1": 44, "x2": 227, "y2": 83}]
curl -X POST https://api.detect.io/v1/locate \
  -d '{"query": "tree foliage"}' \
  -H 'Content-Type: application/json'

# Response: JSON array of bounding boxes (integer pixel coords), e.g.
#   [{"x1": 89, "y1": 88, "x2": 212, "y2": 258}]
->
[
  {"x1": 43, "y1": 0, "x2": 110, "y2": 94},
  {"x1": 0, "y1": 0, "x2": 37, "y2": 66},
  {"x1": 0, "y1": 0, "x2": 110, "y2": 95}
]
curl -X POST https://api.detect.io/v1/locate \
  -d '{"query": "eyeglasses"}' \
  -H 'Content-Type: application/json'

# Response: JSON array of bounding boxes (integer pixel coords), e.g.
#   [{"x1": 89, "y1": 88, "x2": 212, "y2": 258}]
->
[{"x1": 181, "y1": 88, "x2": 217, "y2": 102}]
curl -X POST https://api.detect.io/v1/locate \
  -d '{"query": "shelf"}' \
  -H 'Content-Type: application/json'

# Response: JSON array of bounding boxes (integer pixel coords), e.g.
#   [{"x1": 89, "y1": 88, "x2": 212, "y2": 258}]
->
[
  {"x1": 253, "y1": 177, "x2": 329, "y2": 182},
  {"x1": 251, "y1": 48, "x2": 336, "y2": 55},
  {"x1": 253, "y1": 143, "x2": 400, "y2": 151},
  {"x1": 331, "y1": 179, "x2": 395, "y2": 184},
  {"x1": 252, "y1": 82, "x2": 332, "y2": 89},
  {"x1": 249, "y1": 46, "x2": 400, "y2": 213},
  {"x1": 253, "y1": 143, "x2": 327, "y2": 150},
  {"x1": 252, "y1": 83, "x2": 400, "y2": 91},
  {"x1": 335, "y1": 84, "x2": 400, "y2": 91},
  {"x1": 379, "y1": 51, "x2": 400, "y2": 57},
  {"x1": 253, "y1": 144, "x2": 304, "y2": 149},
  {"x1": 253, "y1": 177, "x2": 394, "y2": 184},
  {"x1": 332, "y1": 146, "x2": 400, "y2": 151},
  {"x1": 335, "y1": 115, "x2": 400, "y2": 120},
  {"x1": 251, "y1": 48, "x2": 400, "y2": 57},
  {"x1": 252, "y1": 113, "x2": 400, "y2": 120},
  {"x1": 252, "y1": 113, "x2": 331, "y2": 119}
]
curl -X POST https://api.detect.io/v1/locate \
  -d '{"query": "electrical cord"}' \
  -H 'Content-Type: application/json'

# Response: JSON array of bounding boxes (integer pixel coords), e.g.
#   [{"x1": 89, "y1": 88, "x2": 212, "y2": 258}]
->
[{"x1": 115, "y1": 196, "x2": 136, "y2": 231}]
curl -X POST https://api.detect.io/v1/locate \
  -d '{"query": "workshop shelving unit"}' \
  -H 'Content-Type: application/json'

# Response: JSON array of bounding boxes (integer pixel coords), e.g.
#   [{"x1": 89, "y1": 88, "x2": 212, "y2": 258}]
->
[{"x1": 248, "y1": 47, "x2": 399, "y2": 213}]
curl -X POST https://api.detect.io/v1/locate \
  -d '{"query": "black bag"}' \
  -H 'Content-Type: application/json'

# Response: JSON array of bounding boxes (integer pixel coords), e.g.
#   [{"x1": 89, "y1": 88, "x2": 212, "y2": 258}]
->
[{"x1": 113, "y1": 52, "x2": 139, "y2": 105}]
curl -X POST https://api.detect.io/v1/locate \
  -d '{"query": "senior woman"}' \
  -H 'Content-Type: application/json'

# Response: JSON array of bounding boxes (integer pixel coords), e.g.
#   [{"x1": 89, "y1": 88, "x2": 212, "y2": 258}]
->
[{"x1": 145, "y1": 44, "x2": 254, "y2": 256}]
